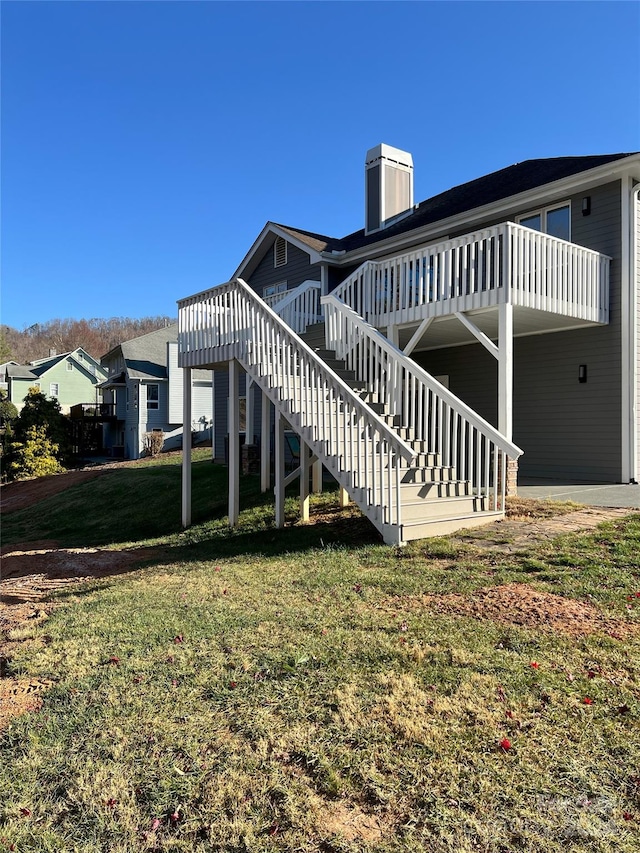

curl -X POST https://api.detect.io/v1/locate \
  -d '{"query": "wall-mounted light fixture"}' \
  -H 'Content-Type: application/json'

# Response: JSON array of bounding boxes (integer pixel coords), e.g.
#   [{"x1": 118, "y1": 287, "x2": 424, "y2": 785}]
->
[
  {"x1": 582, "y1": 196, "x2": 591, "y2": 216},
  {"x1": 578, "y1": 364, "x2": 587, "y2": 383}
]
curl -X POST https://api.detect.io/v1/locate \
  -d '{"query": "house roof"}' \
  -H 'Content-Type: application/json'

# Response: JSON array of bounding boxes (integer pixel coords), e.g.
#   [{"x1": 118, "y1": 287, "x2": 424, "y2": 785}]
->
[
  {"x1": 103, "y1": 325, "x2": 210, "y2": 382},
  {"x1": 6, "y1": 364, "x2": 38, "y2": 380},
  {"x1": 268, "y1": 153, "x2": 639, "y2": 260}
]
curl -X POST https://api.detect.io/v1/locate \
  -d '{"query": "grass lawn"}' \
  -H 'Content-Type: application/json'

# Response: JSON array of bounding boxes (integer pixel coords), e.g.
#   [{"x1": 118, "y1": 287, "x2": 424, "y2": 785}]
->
[{"x1": 1, "y1": 451, "x2": 640, "y2": 851}]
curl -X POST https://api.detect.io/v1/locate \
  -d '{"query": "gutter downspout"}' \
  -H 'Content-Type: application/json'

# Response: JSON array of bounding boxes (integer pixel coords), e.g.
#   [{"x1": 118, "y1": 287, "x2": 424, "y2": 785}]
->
[{"x1": 630, "y1": 183, "x2": 639, "y2": 482}]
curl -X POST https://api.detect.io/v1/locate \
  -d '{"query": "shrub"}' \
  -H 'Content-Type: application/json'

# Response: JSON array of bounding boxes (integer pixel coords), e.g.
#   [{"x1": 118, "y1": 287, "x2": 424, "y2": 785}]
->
[
  {"x1": 6, "y1": 425, "x2": 64, "y2": 480},
  {"x1": 143, "y1": 430, "x2": 164, "y2": 457}
]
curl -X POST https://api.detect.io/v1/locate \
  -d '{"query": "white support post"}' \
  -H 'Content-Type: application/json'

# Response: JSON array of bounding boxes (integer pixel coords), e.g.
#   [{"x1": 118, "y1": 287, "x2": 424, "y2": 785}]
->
[
  {"x1": 210, "y1": 370, "x2": 215, "y2": 461},
  {"x1": 228, "y1": 359, "x2": 240, "y2": 527},
  {"x1": 387, "y1": 324, "x2": 399, "y2": 347},
  {"x1": 275, "y1": 411, "x2": 285, "y2": 528},
  {"x1": 300, "y1": 439, "x2": 310, "y2": 522},
  {"x1": 338, "y1": 486, "x2": 349, "y2": 508},
  {"x1": 181, "y1": 367, "x2": 192, "y2": 528},
  {"x1": 261, "y1": 390, "x2": 271, "y2": 493},
  {"x1": 498, "y1": 302, "x2": 514, "y2": 441},
  {"x1": 312, "y1": 459, "x2": 323, "y2": 493},
  {"x1": 245, "y1": 378, "x2": 254, "y2": 445}
]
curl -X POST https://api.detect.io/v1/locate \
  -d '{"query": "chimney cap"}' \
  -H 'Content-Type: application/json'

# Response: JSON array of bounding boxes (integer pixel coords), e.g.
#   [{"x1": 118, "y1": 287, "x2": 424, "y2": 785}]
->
[{"x1": 365, "y1": 143, "x2": 414, "y2": 169}]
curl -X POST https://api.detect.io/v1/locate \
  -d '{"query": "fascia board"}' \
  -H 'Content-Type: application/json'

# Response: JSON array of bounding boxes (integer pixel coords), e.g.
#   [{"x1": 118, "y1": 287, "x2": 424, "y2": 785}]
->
[
  {"x1": 232, "y1": 222, "x2": 323, "y2": 280},
  {"x1": 325, "y1": 155, "x2": 640, "y2": 266}
]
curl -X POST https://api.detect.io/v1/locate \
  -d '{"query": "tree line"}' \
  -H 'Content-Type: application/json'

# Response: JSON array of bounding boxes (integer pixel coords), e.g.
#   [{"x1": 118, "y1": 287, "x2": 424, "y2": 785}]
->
[{"x1": 1, "y1": 316, "x2": 176, "y2": 365}]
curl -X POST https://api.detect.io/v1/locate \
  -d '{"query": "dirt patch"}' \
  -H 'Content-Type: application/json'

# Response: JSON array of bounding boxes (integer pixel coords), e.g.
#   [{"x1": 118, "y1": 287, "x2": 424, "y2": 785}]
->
[
  {"x1": 0, "y1": 468, "x2": 116, "y2": 514},
  {"x1": 416, "y1": 582, "x2": 636, "y2": 639},
  {"x1": 319, "y1": 801, "x2": 385, "y2": 843},
  {"x1": 0, "y1": 543, "x2": 161, "y2": 732}
]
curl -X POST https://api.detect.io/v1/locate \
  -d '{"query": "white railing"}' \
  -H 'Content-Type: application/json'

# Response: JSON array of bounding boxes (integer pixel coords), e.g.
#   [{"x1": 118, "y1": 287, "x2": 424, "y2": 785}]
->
[
  {"x1": 322, "y1": 294, "x2": 523, "y2": 509},
  {"x1": 267, "y1": 280, "x2": 323, "y2": 333},
  {"x1": 332, "y1": 222, "x2": 610, "y2": 327},
  {"x1": 179, "y1": 278, "x2": 416, "y2": 541}
]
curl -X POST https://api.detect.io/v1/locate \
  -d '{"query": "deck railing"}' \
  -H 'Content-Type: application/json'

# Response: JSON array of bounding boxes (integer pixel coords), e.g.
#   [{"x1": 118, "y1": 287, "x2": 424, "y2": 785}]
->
[
  {"x1": 332, "y1": 222, "x2": 610, "y2": 327},
  {"x1": 265, "y1": 280, "x2": 323, "y2": 333},
  {"x1": 179, "y1": 278, "x2": 416, "y2": 540},
  {"x1": 322, "y1": 294, "x2": 523, "y2": 508}
]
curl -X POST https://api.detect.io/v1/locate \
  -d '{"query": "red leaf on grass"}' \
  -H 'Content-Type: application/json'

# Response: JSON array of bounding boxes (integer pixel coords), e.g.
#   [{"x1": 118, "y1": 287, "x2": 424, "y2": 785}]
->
[
  {"x1": 582, "y1": 697, "x2": 594, "y2": 705},
  {"x1": 529, "y1": 661, "x2": 539, "y2": 669},
  {"x1": 19, "y1": 807, "x2": 31, "y2": 817},
  {"x1": 169, "y1": 810, "x2": 181, "y2": 824},
  {"x1": 151, "y1": 818, "x2": 161, "y2": 831},
  {"x1": 499, "y1": 738, "x2": 512, "y2": 751},
  {"x1": 623, "y1": 812, "x2": 633, "y2": 820},
  {"x1": 173, "y1": 635, "x2": 183, "y2": 644},
  {"x1": 108, "y1": 656, "x2": 120, "y2": 665},
  {"x1": 229, "y1": 681, "x2": 238, "y2": 689},
  {"x1": 106, "y1": 798, "x2": 117, "y2": 808}
]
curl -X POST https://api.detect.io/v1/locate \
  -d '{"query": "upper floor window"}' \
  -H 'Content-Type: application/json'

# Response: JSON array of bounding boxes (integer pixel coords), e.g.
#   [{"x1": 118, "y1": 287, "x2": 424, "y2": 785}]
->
[
  {"x1": 50, "y1": 383, "x2": 59, "y2": 397},
  {"x1": 147, "y1": 384, "x2": 159, "y2": 410},
  {"x1": 274, "y1": 236, "x2": 287, "y2": 268},
  {"x1": 518, "y1": 202, "x2": 571, "y2": 242},
  {"x1": 66, "y1": 361, "x2": 73, "y2": 372},
  {"x1": 263, "y1": 281, "x2": 287, "y2": 299}
]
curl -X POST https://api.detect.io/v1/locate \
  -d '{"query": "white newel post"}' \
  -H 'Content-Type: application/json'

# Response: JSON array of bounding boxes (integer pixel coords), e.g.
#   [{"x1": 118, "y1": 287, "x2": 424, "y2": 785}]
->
[
  {"x1": 228, "y1": 359, "x2": 240, "y2": 527},
  {"x1": 181, "y1": 366, "x2": 192, "y2": 528},
  {"x1": 312, "y1": 459, "x2": 323, "y2": 493}
]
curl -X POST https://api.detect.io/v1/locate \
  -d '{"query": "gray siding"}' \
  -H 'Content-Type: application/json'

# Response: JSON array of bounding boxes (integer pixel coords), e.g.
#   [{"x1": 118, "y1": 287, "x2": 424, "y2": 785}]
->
[
  {"x1": 247, "y1": 239, "x2": 321, "y2": 297},
  {"x1": 414, "y1": 181, "x2": 625, "y2": 482}
]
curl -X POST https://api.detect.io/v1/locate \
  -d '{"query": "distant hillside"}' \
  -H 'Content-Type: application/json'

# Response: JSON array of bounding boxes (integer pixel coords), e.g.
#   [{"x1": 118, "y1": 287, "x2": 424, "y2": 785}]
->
[{"x1": 0, "y1": 316, "x2": 176, "y2": 365}]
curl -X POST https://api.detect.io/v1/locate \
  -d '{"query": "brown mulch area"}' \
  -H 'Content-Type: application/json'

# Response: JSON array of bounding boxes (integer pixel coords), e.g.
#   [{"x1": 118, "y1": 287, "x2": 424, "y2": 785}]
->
[{"x1": 417, "y1": 582, "x2": 636, "y2": 639}]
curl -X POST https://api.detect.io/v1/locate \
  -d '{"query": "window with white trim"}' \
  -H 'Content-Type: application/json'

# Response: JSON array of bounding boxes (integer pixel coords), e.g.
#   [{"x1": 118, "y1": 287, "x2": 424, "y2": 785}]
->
[
  {"x1": 147, "y1": 384, "x2": 159, "y2": 410},
  {"x1": 49, "y1": 383, "x2": 59, "y2": 397},
  {"x1": 517, "y1": 202, "x2": 571, "y2": 242},
  {"x1": 66, "y1": 361, "x2": 73, "y2": 371},
  {"x1": 274, "y1": 236, "x2": 287, "y2": 268}
]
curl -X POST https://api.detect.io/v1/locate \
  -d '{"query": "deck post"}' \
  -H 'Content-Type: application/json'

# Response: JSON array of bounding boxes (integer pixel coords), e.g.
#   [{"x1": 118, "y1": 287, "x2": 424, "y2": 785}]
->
[
  {"x1": 275, "y1": 411, "x2": 285, "y2": 527},
  {"x1": 498, "y1": 302, "x2": 513, "y2": 440},
  {"x1": 245, "y1": 378, "x2": 254, "y2": 445},
  {"x1": 300, "y1": 439, "x2": 310, "y2": 522},
  {"x1": 312, "y1": 459, "x2": 323, "y2": 493},
  {"x1": 261, "y1": 390, "x2": 271, "y2": 492},
  {"x1": 181, "y1": 366, "x2": 192, "y2": 528},
  {"x1": 338, "y1": 486, "x2": 349, "y2": 508},
  {"x1": 228, "y1": 359, "x2": 240, "y2": 527}
]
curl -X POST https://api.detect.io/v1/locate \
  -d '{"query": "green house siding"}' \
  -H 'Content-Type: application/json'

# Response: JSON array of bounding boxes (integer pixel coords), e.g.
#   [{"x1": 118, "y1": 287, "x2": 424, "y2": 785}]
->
[{"x1": 43, "y1": 358, "x2": 105, "y2": 412}]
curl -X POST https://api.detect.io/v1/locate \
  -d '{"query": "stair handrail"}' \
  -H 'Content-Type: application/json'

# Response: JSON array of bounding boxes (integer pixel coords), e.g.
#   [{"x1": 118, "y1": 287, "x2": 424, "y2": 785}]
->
[
  {"x1": 179, "y1": 278, "x2": 417, "y2": 538},
  {"x1": 322, "y1": 293, "x2": 522, "y2": 461}
]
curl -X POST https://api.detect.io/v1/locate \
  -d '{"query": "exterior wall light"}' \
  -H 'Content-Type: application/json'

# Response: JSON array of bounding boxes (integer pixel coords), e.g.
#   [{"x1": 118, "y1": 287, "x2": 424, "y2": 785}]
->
[
  {"x1": 578, "y1": 364, "x2": 587, "y2": 383},
  {"x1": 582, "y1": 196, "x2": 591, "y2": 216}
]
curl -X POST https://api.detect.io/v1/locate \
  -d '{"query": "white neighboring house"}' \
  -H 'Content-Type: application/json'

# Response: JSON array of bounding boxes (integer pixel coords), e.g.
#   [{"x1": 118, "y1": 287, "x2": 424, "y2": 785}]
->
[{"x1": 99, "y1": 325, "x2": 213, "y2": 459}]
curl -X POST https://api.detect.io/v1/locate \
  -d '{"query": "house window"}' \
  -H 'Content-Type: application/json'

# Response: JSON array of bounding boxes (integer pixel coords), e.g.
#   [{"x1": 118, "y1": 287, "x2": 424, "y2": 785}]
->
[
  {"x1": 518, "y1": 202, "x2": 571, "y2": 242},
  {"x1": 274, "y1": 236, "x2": 287, "y2": 268},
  {"x1": 147, "y1": 384, "x2": 159, "y2": 410},
  {"x1": 49, "y1": 383, "x2": 59, "y2": 397},
  {"x1": 66, "y1": 361, "x2": 73, "y2": 371},
  {"x1": 263, "y1": 281, "x2": 287, "y2": 299}
]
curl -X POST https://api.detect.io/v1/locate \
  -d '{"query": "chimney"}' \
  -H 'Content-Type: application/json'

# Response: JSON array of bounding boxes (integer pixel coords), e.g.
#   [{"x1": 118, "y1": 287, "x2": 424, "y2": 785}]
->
[
  {"x1": 365, "y1": 144, "x2": 414, "y2": 235},
  {"x1": 49, "y1": 348, "x2": 57, "y2": 357}
]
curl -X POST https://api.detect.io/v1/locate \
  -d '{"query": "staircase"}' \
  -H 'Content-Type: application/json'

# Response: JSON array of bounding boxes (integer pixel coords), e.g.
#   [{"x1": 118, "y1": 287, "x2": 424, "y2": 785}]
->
[
  {"x1": 299, "y1": 322, "x2": 504, "y2": 539},
  {"x1": 178, "y1": 277, "x2": 523, "y2": 544}
]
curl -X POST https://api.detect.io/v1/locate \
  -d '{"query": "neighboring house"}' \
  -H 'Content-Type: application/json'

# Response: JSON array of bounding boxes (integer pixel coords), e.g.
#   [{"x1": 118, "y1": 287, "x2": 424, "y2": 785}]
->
[
  {"x1": 0, "y1": 361, "x2": 18, "y2": 395},
  {"x1": 6, "y1": 348, "x2": 107, "y2": 413},
  {"x1": 178, "y1": 145, "x2": 640, "y2": 543},
  {"x1": 99, "y1": 324, "x2": 213, "y2": 459}
]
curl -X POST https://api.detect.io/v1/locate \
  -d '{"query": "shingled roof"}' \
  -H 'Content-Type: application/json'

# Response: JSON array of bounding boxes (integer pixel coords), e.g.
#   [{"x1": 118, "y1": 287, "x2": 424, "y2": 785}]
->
[{"x1": 276, "y1": 153, "x2": 638, "y2": 257}]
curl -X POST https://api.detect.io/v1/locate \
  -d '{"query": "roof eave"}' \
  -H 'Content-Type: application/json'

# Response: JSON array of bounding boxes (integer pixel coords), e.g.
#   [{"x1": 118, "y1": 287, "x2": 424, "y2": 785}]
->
[{"x1": 231, "y1": 222, "x2": 325, "y2": 281}]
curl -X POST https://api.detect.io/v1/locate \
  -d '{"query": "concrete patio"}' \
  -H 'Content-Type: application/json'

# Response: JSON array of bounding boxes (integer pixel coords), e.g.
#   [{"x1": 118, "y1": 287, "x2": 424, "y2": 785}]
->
[{"x1": 517, "y1": 479, "x2": 640, "y2": 509}]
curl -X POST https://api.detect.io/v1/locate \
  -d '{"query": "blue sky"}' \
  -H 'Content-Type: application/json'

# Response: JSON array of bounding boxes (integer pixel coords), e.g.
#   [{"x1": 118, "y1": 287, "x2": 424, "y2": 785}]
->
[{"x1": 2, "y1": 0, "x2": 639, "y2": 330}]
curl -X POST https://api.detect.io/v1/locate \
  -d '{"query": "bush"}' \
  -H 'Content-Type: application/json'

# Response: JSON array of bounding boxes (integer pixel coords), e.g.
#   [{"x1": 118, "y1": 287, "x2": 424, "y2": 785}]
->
[
  {"x1": 143, "y1": 430, "x2": 164, "y2": 457},
  {"x1": 0, "y1": 394, "x2": 18, "y2": 428},
  {"x1": 5, "y1": 425, "x2": 64, "y2": 480}
]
